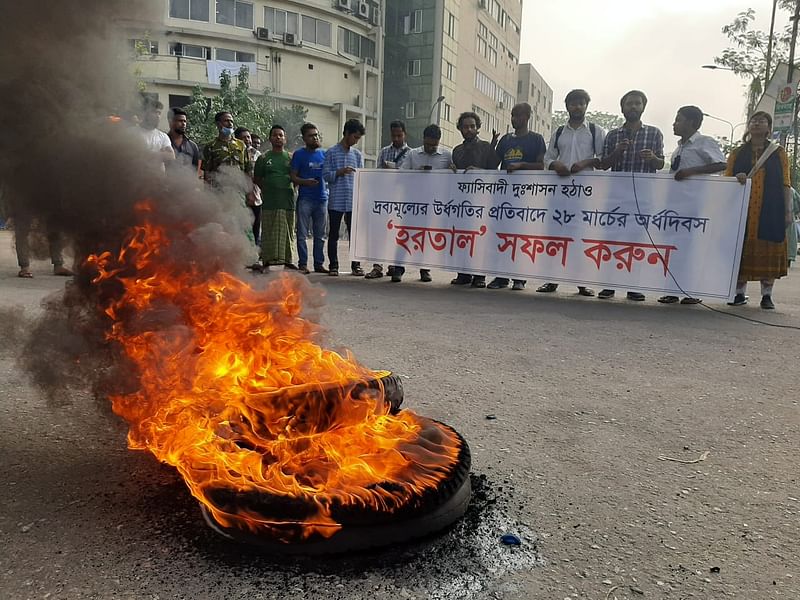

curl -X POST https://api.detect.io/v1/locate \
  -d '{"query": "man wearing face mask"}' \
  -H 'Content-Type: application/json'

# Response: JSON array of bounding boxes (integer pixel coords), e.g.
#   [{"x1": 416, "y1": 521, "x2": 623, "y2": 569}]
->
[
  {"x1": 598, "y1": 90, "x2": 664, "y2": 302},
  {"x1": 167, "y1": 107, "x2": 200, "y2": 170},
  {"x1": 201, "y1": 111, "x2": 251, "y2": 188}
]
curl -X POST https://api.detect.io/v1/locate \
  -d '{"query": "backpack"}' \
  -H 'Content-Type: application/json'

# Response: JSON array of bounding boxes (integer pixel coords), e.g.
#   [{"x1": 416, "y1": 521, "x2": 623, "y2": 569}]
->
[{"x1": 555, "y1": 123, "x2": 598, "y2": 155}]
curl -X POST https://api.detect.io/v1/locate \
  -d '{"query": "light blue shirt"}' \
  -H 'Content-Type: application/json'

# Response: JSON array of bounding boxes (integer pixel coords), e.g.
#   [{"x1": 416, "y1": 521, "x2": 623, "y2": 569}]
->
[{"x1": 322, "y1": 143, "x2": 364, "y2": 212}]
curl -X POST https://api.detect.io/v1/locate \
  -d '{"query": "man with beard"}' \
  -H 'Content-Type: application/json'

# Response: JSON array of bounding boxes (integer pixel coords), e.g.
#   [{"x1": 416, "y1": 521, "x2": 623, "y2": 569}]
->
[
  {"x1": 451, "y1": 111, "x2": 500, "y2": 288},
  {"x1": 167, "y1": 108, "x2": 200, "y2": 170},
  {"x1": 290, "y1": 123, "x2": 329, "y2": 274},
  {"x1": 536, "y1": 89, "x2": 605, "y2": 297},
  {"x1": 489, "y1": 102, "x2": 547, "y2": 291},
  {"x1": 598, "y1": 90, "x2": 664, "y2": 301},
  {"x1": 658, "y1": 105, "x2": 726, "y2": 305}
]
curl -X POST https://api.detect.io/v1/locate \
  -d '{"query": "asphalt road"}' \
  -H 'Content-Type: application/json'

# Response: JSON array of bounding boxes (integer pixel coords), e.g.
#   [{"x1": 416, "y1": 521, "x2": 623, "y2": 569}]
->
[{"x1": 1, "y1": 230, "x2": 798, "y2": 600}]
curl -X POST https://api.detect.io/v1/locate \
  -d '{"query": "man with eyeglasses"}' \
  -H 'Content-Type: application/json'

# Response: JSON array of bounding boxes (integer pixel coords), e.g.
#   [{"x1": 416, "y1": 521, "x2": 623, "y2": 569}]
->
[{"x1": 658, "y1": 105, "x2": 726, "y2": 305}]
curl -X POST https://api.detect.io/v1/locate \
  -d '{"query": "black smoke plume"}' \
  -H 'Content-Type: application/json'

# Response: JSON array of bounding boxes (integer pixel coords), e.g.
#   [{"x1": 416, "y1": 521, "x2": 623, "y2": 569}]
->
[{"x1": 0, "y1": 1, "x2": 290, "y2": 405}]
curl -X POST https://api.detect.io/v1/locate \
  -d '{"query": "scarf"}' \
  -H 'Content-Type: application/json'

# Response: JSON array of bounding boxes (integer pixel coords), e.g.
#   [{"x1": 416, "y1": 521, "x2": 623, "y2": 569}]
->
[{"x1": 733, "y1": 142, "x2": 785, "y2": 242}]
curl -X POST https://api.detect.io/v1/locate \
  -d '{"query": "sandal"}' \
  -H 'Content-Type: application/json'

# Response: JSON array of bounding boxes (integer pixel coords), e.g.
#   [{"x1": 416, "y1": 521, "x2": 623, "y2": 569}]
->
[
  {"x1": 536, "y1": 283, "x2": 558, "y2": 293},
  {"x1": 657, "y1": 295, "x2": 679, "y2": 304},
  {"x1": 53, "y1": 266, "x2": 75, "y2": 276},
  {"x1": 18, "y1": 268, "x2": 33, "y2": 278},
  {"x1": 680, "y1": 297, "x2": 702, "y2": 305},
  {"x1": 365, "y1": 266, "x2": 384, "y2": 279},
  {"x1": 351, "y1": 266, "x2": 365, "y2": 276}
]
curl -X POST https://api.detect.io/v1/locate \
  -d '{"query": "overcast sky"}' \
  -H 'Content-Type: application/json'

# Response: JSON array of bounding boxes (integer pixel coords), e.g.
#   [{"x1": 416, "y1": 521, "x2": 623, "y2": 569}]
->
[{"x1": 520, "y1": 0, "x2": 790, "y2": 153}]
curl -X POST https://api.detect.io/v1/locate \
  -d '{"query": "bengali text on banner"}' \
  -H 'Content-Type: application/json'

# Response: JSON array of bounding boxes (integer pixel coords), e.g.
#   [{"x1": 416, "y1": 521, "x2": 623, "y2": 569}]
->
[{"x1": 351, "y1": 170, "x2": 751, "y2": 301}]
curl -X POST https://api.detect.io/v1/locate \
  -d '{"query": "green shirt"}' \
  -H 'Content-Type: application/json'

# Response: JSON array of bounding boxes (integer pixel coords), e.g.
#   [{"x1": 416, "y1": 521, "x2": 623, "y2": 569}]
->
[
  {"x1": 254, "y1": 150, "x2": 294, "y2": 210},
  {"x1": 201, "y1": 137, "x2": 251, "y2": 178}
]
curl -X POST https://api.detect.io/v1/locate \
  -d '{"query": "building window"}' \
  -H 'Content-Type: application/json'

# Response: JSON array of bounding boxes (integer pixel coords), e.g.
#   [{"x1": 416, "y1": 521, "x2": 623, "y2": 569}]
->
[
  {"x1": 169, "y1": 94, "x2": 193, "y2": 109},
  {"x1": 216, "y1": 48, "x2": 255, "y2": 62},
  {"x1": 445, "y1": 10, "x2": 456, "y2": 38},
  {"x1": 216, "y1": 0, "x2": 253, "y2": 29},
  {"x1": 339, "y1": 27, "x2": 375, "y2": 61},
  {"x1": 265, "y1": 8, "x2": 298, "y2": 39},
  {"x1": 169, "y1": 42, "x2": 212, "y2": 59},
  {"x1": 408, "y1": 59, "x2": 421, "y2": 77},
  {"x1": 169, "y1": 0, "x2": 210, "y2": 21},
  {"x1": 476, "y1": 21, "x2": 497, "y2": 66},
  {"x1": 443, "y1": 59, "x2": 455, "y2": 81},
  {"x1": 443, "y1": 103, "x2": 452, "y2": 123},
  {"x1": 403, "y1": 9, "x2": 422, "y2": 34},
  {"x1": 302, "y1": 15, "x2": 332, "y2": 47},
  {"x1": 474, "y1": 67, "x2": 513, "y2": 106},
  {"x1": 405, "y1": 101, "x2": 416, "y2": 119}
]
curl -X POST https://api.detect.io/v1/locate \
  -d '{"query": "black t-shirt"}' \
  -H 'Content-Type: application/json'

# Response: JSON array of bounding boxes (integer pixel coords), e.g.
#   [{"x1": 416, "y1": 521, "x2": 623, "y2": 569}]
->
[{"x1": 495, "y1": 132, "x2": 546, "y2": 169}]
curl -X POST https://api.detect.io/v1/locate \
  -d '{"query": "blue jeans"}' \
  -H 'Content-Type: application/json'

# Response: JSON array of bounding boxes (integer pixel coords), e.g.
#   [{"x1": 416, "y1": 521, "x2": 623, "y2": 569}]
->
[{"x1": 296, "y1": 198, "x2": 327, "y2": 268}]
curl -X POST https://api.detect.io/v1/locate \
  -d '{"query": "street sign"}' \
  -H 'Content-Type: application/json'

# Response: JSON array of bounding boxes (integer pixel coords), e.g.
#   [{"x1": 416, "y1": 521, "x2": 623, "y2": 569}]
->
[{"x1": 774, "y1": 84, "x2": 796, "y2": 133}]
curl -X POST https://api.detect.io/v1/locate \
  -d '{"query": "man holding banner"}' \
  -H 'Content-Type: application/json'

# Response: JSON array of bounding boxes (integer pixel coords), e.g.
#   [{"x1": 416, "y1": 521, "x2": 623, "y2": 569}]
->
[
  {"x1": 598, "y1": 90, "x2": 665, "y2": 301},
  {"x1": 658, "y1": 105, "x2": 726, "y2": 305},
  {"x1": 451, "y1": 112, "x2": 500, "y2": 288},
  {"x1": 489, "y1": 102, "x2": 547, "y2": 291},
  {"x1": 539, "y1": 89, "x2": 606, "y2": 297}
]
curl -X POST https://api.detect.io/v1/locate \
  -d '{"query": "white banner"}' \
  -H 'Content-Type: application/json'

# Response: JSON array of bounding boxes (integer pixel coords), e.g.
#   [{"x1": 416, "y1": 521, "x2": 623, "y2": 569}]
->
[{"x1": 352, "y1": 170, "x2": 751, "y2": 301}]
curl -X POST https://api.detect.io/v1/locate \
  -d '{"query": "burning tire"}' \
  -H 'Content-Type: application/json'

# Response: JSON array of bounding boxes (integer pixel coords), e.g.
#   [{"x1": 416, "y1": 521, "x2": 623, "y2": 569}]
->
[{"x1": 201, "y1": 418, "x2": 471, "y2": 555}]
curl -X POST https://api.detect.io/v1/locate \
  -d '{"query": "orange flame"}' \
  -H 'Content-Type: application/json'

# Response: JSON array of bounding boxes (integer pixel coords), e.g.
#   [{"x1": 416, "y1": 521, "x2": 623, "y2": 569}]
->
[{"x1": 86, "y1": 215, "x2": 461, "y2": 541}]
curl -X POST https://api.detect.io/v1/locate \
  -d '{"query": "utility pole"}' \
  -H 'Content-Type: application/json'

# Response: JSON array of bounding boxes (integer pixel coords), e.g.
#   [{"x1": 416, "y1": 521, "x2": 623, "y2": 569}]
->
[
  {"x1": 765, "y1": 0, "x2": 778, "y2": 86},
  {"x1": 791, "y1": 0, "x2": 800, "y2": 185}
]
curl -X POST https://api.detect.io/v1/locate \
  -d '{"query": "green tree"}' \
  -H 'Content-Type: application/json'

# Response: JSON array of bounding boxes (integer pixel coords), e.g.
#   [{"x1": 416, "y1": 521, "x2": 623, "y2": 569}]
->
[
  {"x1": 272, "y1": 104, "x2": 309, "y2": 151},
  {"x1": 183, "y1": 67, "x2": 306, "y2": 147},
  {"x1": 551, "y1": 110, "x2": 624, "y2": 132},
  {"x1": 713, "y1": 3, "x2": 795, "y2": 115}
]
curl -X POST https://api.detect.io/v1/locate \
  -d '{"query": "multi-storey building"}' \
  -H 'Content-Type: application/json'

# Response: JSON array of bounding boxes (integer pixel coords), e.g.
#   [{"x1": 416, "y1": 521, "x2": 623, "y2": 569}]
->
[
  {"x1": 517, "y1": 62, "x2": 553, "y2": 140},
  {"x1": 128, "y1": 0, "x2": 385, "y2": 163},
  {"x1": 382, "y1": 0, "x2": 523, "y2": 149}
]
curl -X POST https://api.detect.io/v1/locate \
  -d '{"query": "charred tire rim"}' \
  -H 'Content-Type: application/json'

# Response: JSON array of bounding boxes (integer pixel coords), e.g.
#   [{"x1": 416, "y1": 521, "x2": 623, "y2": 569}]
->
[{"x1": 201, "y1": 420, "x2": 471, "y2": 554}]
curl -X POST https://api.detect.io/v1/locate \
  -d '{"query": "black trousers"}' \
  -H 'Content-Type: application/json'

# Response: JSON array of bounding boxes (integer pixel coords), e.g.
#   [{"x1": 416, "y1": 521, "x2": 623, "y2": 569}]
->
[
  {"x1": 327, "y1": 209, "x2": 360, "y2": 271},
  {"x1": 250, "y1": 205, "x2": 262, "y2": 245}
]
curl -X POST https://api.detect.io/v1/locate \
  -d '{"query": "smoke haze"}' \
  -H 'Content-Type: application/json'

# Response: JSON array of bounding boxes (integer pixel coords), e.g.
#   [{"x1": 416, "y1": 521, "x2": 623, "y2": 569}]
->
[{"x1": 0, "y1": 0, "x2": 286, "y2": 404}]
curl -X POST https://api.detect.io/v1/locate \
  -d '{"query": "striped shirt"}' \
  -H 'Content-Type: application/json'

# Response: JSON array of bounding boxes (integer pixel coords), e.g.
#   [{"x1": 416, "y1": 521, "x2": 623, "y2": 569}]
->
[
  {"x1": 322, "y1": 142, "x2": 364, "y2": 212},
  {"x1": 378, "y1": 143, "x2": 411, "y2": 168},
  {"x1": 603, "y1": 124, "x2": 664, "y2": 173}
]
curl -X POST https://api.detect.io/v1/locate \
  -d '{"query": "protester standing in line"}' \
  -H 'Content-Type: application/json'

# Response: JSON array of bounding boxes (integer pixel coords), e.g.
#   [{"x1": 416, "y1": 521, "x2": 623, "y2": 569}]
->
[
  {"x1": 451, "y1": 112, "x2": 500, "y2": 288},
  {"x1": 201, "y1": 111, "x2": 251, "y2": 188},
  {"x1": 726, "y1": 111, "x2": 792, "y2": 309},
  {"x1": 290, "y1": 123, "x2": 329, "y2": 274},
  {"x1": 254, "y1": 125, "x2": 296, "y2": 272},
  {"x1": 599, "y1": 90, "x2": 664, "y2": 301},
  {"x1": 167, "y1": 108, "x2": 200, "y2": 170},
  {"x1": 394, "y1": 123, "x2": 454, "y2": 282},
  {"x1": 322, "y1": 119, "x2": 365, "y2": 276},
  {"x1": 235, "y1": 126, "x2": 263, "y2": 247},
  {"x1": 366, "y1": 120, "x2": 413, "y2": 281},
  {"x1": 490, "y1": 102, "x2": 548, "y2": 291},
  {"x1": 658, "y1": 105, "x2": 727, "y2": 305},
  {"x1": 10, "y1": 197, "x2": 73, "y2": 278},
  {"x1": 536, "y1": 90, "x2": 605, "y2": 297},
  {"x1": 137, "y1": 98, "x2": 175, "y2": 173}
]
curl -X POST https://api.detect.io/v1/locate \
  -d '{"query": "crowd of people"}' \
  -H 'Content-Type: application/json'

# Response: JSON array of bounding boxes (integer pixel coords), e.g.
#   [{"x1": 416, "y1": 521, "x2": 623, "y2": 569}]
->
[{"x1": 6, "y1": 90, "x2": 797, "y2": 310}]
